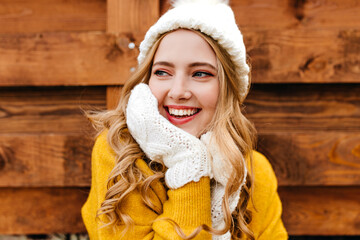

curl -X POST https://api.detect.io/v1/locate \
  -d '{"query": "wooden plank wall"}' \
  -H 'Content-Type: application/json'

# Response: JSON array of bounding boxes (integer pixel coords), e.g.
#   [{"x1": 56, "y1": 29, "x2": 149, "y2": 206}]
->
[{"x1": 0, "y1": 0, "x2": 359, "y2": 237}]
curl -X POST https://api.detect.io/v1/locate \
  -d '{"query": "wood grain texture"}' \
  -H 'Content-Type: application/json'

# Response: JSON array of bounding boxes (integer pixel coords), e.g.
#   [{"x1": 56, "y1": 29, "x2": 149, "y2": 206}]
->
[
  {"x1": 0, "y1": 86, "x2": 106, "y2": 133},
  {"x1": 0, "y1": 188, "x2": 88, "y2": 234},
  {"x1": 107, "y1": 0, "x2": 159, "y2": 34},
  {"x1": 3, "y1": 84, "x2": 358, "y2": 134},
  {"x1": 258, "y1": 133, "x2": 360, "y2": 186},
  {"x1": 245, "y1": 84, "x2": 360, "y2": 133},
  {"x1": 249, "y1": 84, "x2": 360, "y2": 186},
  {"x1": 245, "y1": 29, "x2": 360, "y2": 83},
  {"x1": 1, "y1": 187, "x2": 359, "y2": 235},
  {"x1": 1, "y1": 132, "x2": 359, "y2": 187},
  {"x1": 233, "y1": 0, "x2": 360, "y2": 31},
  {"x1": 106, "y1": 0, "x2": 160, "y2": 109},
  {"x1": 0, "y1": 1, "x2": 358, "y2": 86},
  {"x1": 279, "y1": 186, "x2": 360, "y2": 235},
  {"x1": 160, "y1": 0, "x2": 360, "y2": 30},
  {"x1": 0, "y1": 0, "x2": 106, "y2": 34},
  {"x1": 106, "y1": 86, "x2": 122, "y2": 109},
  {"x1": 0, "y1": 134, "x2": 92, "y2": 187},
  {"x1": 0, "y1": 32, "x2": 138, "y2": 86},
  {"x1": 1, "y1": 0, "x2": 358, "y2": 35},
  {"x1": 1, "y1": 30, "x2": 359, "y2": 86},
  {"x1": 0, "y1": 85, "x2": 359, "y2": 187}
]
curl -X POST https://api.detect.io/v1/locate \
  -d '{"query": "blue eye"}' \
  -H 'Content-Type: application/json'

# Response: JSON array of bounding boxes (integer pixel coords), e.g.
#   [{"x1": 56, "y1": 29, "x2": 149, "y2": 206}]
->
[
  {"x1": 193, "y1": 72, "x2": 213, "y2": 77},
  {"x1": 154, "y1": 70, "x2": 169, "y2": 76}
]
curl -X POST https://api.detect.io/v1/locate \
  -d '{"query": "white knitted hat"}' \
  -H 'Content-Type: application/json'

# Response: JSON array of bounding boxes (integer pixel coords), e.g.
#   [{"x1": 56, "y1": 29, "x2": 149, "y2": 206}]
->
[{"x1": 138, "y1": 0, "x2": 250, "y2": 100}]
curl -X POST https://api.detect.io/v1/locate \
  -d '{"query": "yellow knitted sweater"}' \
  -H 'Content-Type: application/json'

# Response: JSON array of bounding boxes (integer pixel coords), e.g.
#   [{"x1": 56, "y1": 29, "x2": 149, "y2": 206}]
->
[{"x1": 81, "y1": 132, "x2": 288, "y2": 239}]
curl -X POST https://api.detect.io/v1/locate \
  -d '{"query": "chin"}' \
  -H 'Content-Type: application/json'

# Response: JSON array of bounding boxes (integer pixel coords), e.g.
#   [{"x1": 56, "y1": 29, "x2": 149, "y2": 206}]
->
[{"x1": 181, "y1": 127, "x2": 201, "y2": 138}]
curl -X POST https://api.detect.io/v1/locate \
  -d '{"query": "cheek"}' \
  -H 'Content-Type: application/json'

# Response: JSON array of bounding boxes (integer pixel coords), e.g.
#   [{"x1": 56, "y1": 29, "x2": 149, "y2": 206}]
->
[
  {"x1": 199, "y1": 83, "x2": 219, "y2": 110},
  {"x1": 148, "y1": 78, "x2": 163, "y2": 103},
  {"x1": 148, "y1": 78, "x2": 168, "y2": 116},
  {"x1": 206, "y1": 91, "x2": 219, "y2": 109}
]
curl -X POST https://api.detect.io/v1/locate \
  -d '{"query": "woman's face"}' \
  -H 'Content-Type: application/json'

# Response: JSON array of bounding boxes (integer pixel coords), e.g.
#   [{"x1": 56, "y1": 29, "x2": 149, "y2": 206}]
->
[{"x1": 148, "y1": 29, "x2": 219, "y2": 137}]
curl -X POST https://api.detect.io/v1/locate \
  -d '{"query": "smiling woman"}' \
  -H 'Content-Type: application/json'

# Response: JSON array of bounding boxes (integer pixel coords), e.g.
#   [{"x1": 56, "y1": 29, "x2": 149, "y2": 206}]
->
[
  {"x1": 149, "y1": 29, "x2": 219, "y2": 137},
  {"x1": 81, "y1": 0, "x2": 288, "y2": 239}
]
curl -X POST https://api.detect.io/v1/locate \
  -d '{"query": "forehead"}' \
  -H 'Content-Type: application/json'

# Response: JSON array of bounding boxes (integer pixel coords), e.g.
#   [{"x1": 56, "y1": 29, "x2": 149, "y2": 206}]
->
[{"x1": 153, "y1": 29, "x2": 217, "y2": 64}]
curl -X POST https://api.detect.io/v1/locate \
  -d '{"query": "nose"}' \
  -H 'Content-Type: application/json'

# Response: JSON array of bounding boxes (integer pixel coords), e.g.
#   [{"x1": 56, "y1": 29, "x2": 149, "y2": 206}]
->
[{"x1": 168, "y1": 73, "x2": 191, "y2": 100}]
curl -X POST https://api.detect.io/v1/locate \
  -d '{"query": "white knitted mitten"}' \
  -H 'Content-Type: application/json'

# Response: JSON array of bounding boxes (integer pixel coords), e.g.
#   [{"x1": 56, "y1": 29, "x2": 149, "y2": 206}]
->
[
  {"x1": 201, "y1": 132, "x2": 247, "y2": 240},
  {"x1": 126, "y1": 83, "x2": 212, "y2": 189}
]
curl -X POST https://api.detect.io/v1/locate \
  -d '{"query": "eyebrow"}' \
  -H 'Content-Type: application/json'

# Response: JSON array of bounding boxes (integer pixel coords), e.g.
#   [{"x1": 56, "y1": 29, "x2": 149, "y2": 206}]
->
[
  {"x1": 189, "y1": 62, "x2": 217, "y2": 71},
  {"x1": 153, "y1": 61, "x2": 217, "y2": 71},
  {"x1": 153, "y1": 61, "x2": 174, "y2": 68}
]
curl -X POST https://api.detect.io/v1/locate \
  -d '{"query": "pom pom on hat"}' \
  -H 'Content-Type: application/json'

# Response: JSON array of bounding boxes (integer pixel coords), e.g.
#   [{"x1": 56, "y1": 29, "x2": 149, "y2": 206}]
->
[{"x1": 138, "y1": 0, "x2": 250, "y2": 101}]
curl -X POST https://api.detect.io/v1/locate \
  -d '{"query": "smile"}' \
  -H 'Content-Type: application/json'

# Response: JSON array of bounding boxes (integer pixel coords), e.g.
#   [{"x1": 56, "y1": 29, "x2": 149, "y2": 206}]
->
[
  {"x1": 167, "y1": 107, "x2": 200, "y2": 118},
  {"x1": 164, "y1": 105, "x2": 201, "y2": 125}
]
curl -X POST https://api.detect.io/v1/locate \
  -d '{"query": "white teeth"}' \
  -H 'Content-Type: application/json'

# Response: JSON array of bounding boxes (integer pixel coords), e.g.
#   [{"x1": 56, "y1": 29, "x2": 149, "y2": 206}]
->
[{"x1": 168, "y1": 107, "x2": 198, "y2": 117}]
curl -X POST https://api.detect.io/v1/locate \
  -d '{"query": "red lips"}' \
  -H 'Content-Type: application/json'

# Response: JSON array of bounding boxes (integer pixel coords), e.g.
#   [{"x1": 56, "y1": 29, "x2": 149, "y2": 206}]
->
[{"x1": 164, "y1": 105, "x2": 201, "y2": 125}]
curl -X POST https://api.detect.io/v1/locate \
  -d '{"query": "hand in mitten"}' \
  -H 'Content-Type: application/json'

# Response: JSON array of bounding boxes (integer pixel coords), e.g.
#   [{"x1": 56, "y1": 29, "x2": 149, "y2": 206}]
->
[
  {"x1": 126, "y1": 83, "x2": 212, "y2": 189},
  {"x1": 201, "y1": 132, "x2": 247, "y2": 239}
]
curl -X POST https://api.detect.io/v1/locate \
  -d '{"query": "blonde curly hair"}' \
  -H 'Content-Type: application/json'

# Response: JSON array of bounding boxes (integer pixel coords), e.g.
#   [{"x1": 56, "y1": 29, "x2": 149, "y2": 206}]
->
[{"x1": 86, "y1": 29, "x2": 256, "y2": 239}]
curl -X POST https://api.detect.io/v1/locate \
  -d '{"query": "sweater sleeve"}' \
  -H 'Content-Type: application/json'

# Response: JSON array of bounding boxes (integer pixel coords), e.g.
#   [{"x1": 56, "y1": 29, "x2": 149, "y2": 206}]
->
[
  {"x1": 81, "y1": 131, "x2": 212, "y2": 240},
  {"x1": 246, "y1": 151, "x2": 288, "y2": 240}
]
